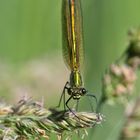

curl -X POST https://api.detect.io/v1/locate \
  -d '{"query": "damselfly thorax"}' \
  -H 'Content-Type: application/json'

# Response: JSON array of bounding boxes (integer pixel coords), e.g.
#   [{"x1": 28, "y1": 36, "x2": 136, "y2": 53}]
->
[{"x1": 68, "y1": 70, "x2": 86, "y2": 100}]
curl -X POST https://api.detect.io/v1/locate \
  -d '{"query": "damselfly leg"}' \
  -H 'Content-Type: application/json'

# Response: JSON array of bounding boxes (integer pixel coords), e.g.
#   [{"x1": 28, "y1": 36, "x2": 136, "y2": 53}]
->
[
  {"x1": 57, "y1": 82, "x2": 97, "y2": 113},
  {"x1": 56, "y1": 82, "x2": 69, "y2": 109},
  {"x1": 86, "y1": 93, "x2": 98, "y2": 112}
]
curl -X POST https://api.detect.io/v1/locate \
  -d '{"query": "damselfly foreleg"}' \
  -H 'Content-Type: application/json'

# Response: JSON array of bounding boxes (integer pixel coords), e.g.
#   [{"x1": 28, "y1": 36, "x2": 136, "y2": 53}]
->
[
  {"x1": 56, "y1": 81, "x2": 69, "y2": 109},
  {"x1": 86, "y1": 93, "x2": 97, "y2": 112}
]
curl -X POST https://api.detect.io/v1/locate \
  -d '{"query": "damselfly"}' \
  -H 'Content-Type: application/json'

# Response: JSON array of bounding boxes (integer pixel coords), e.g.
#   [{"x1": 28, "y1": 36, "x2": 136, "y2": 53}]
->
[{"x1": 58, "y1": 0, "x2": 97, "y2": 111}]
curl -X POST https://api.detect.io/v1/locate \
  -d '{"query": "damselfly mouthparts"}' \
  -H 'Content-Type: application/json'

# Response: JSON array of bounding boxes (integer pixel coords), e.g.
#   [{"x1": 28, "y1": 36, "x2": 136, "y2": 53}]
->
[{"x1": 58, "y1": 0, "x2": 97, "y2": 111}]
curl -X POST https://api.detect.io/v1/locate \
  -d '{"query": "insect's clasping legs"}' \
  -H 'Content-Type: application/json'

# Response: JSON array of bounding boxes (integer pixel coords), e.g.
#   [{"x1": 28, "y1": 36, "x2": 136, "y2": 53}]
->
[
  {"x1": 76, "y1": 99, "x2": 79, "y2": 111},
  {"x1": 66, "y1": 95, "x2": 73, "y2": 112},
  {"x1": 56, "y1": 82, "x2": 69, "y2": 109},
  {"x1": 86, "y1": 93, "x2": 97, "y2": 112},
  {"x1": 66, "y1": 96, "x2": 81, "y2": 120}
]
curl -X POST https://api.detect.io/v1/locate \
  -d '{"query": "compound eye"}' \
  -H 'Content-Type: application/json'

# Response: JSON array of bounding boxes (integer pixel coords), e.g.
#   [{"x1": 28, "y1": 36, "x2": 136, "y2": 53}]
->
[{"x1": 82, "y1": 88, "x2": 87, "y2": 94}]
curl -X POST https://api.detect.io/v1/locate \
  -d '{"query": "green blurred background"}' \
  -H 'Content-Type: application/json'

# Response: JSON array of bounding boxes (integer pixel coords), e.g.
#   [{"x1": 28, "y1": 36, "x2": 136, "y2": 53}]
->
[{"x1": 0, "y1": 0, "x2": 140, "y2": 139}]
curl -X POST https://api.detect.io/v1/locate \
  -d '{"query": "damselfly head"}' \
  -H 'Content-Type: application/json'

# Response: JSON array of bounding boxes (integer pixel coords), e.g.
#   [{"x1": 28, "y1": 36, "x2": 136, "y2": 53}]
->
[{"x1": 67, "y1": 87, "x2": 87, "y2": 100}]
